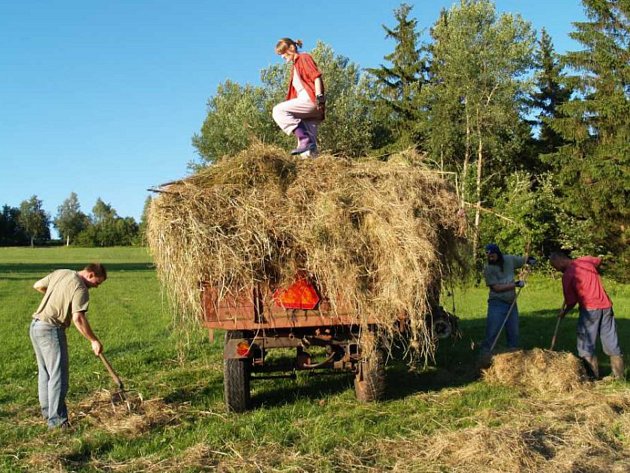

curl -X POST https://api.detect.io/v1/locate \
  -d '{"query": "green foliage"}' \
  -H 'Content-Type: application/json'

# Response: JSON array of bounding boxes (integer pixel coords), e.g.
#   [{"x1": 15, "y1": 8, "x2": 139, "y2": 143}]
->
[
  {"x1": 367, "y1": 3, "x2": 427, "y2": 146},
  {"x1": 423, "y1": 0, "x2": 536, "y2": 180},
  {"x1": 548, "y1": 0, "x2": 630, "y2": 260},
  {"x1": 0, "y1": 204, "x2": 28, "y2": 246},
  {"x1": 75, "y1": 198, "x2": 139, "y2": 247},
  {"x1": 18, "y1": 195, "x2": 50, "y2": 247},
  {"x1": 192, "y1": 80, "x2": 279, "y2": 164},
  {"x1": 54, "y1": 192, "x2": 89, "y2": 246},
  {"x1": 311, "y1": 44, "x2": 375, "y2": 156},
  {"x1": 529, "y1": 29, "x2": 572, "y2": 159},
  {"x1": 478, "y1": 172, "x2": 563, "y2": 257},
  {"x1": 136, "y1": 195, "x2": 152, "y2": 246}
]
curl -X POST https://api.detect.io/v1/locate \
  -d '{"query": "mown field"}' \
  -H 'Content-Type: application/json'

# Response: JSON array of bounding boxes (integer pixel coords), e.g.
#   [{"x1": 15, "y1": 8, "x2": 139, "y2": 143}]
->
[{"x1": 1, "y1": 247, "x2": 629, "y2": 472}]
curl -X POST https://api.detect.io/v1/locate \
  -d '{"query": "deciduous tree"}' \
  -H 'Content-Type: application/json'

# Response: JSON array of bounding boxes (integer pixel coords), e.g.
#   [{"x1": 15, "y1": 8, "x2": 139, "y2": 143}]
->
[
  {"x1": 422, "y1": 0, "x2": 535, "y2": 257},
  {"x1": 18, "y1": 196, "x2": 50, "y2": 247},
  {"x1": 54, "y1": 192, "x2": 88, "y2": 246}
]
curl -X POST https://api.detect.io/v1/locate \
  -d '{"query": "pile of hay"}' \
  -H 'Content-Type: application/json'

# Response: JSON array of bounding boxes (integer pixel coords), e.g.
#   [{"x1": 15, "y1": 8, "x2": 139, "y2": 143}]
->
[
  {"x1": 483, "y1": 348, "x2": 589, "y2": 393},
  {"x1": 368, "y1": 388, "x2": 630, "y2": 472},
  {"x1": 147, "y1": 144, "x2": 466, "y2": 360},
  {"x1": 73, "y1": 390, "x2": 175, "y2": 435}
]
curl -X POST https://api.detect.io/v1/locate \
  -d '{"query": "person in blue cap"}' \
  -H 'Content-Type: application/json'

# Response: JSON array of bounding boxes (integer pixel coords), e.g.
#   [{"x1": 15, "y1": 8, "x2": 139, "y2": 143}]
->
[{"x1": 479, "y1": 243, "x2": 536, "y2": 360}]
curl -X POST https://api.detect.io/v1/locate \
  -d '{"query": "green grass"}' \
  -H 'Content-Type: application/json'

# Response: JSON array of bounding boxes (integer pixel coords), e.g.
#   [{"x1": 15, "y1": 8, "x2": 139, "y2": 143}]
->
[{"x1": 1, "y1": 247, "x2": 628, "y2": 472}]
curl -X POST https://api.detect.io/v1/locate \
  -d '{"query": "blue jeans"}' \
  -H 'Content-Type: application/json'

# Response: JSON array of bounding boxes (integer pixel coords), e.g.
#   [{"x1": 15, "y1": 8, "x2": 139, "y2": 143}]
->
[
  {"x1": 481, "y1": 299, "x2": 519, "y2": 354},
  {"x1": 577, "y1": 307, "x2": 622, "y2": 358},
  {"x1": 29, "y1": 319, "x2": 69, "y2": 428}
]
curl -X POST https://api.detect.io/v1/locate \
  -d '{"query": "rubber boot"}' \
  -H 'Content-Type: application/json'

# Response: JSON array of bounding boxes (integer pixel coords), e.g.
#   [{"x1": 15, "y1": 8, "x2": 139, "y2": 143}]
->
[
  {"x1": 610, "y1": 355, "x2": 625, "y2": 380},
  {"x1": 582, "y1": 355, "x2": 599, "y2": 380},
  {"x1": 475, "y1": 351, "x2": 493, "y2": 373},
  {"x1": 291, "y1": 124, "x2": 314, "y2": 155}
]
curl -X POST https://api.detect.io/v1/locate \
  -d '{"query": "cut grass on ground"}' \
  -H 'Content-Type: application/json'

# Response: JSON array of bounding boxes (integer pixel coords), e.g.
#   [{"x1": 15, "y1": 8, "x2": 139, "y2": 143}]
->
[{"x1": 0, "y1": 247, "x2": 628, "y2": 472}]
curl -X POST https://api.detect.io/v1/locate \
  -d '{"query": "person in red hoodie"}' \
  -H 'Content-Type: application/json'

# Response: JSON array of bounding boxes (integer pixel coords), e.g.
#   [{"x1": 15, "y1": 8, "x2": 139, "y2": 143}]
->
[
  {"x1": 549, "y1": 252, "x2": 624, "y2": 380},
  {"x1": 272, "y1": 38, "x2": 325, "y2": 156}
]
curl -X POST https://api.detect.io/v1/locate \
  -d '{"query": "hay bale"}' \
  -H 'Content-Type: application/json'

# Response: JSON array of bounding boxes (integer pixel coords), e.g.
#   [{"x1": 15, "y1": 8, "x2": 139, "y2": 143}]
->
[
  {"x1": 483, "y1": 348, "x2": 589, "y2": 393},
  {"x1": 147, "y1": 143, "x2": 466, "y2": 360}
]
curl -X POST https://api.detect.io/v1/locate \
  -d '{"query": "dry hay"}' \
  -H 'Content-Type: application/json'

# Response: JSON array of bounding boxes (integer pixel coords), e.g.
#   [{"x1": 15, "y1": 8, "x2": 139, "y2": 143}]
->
[
  {"x1": 147, "y1": 143, "x2": 466, "y2": 360},
  {"x1": 73, "y1": 390, "x2": 176, "y2": 435},
  {"x1": 51, "y1": 390, "x2": 630, "y2": 473},
  {"x1": 370, "y1": 389, "x2": 630, "y2": 473},
  {"x1": 21, "y1": 387, "x2": 630, "y2": 473},
  {"x1": 482, "y1": 348, "x2": 589, "y2": 393},
  {"x1": 24, "y1": 391, "x2": 182, "y2": 473}
]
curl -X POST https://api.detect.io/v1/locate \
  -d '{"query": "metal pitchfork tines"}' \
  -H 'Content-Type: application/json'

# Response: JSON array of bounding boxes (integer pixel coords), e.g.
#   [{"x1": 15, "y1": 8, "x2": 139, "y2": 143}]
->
[{"x1": 98, "y1": 353, "x2": 131, "y2": 411}]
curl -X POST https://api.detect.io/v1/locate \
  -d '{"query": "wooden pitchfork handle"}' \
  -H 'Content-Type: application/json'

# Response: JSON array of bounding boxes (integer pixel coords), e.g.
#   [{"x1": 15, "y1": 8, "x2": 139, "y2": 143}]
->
[
  {"x1": 99, "y1": 353, "x2": 124, "y2": 390},
  {"x1": 550, "y1": 317, "x2": 562, "y2": 350},
  {"x1": 488, "y1": 263, "x2": 532, "y2": 353},
  {"x1": 550, "y1": 306, "x2": 566, "y2": 351}
]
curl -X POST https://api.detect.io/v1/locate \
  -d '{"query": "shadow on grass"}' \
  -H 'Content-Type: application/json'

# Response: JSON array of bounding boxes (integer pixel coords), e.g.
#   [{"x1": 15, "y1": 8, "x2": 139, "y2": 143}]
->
[
  {"x1": 252, "y1": 370, "x2": 353, "y2": 408},
  {"x1": 233, "y1": 311, "x2": 629, "y2": 406},
  {"x1": 0, "y1": 262, "x2": 155, "y2": 275},
  {"x1": 61, "y1": 439, "x2": 116, "y2": 470}
]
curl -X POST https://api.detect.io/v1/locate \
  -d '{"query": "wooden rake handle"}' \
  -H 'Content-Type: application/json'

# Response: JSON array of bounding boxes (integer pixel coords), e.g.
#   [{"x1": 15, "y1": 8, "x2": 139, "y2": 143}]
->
[
  {"x1": 99, "y1": 353, "x2": 124, "y2": 390},
  {"x1": 550, "y1": 304, "x2": 567, "y2": 351},
  {"x1": 550, "y1": 317, "x2": 563, "y2": 351}
]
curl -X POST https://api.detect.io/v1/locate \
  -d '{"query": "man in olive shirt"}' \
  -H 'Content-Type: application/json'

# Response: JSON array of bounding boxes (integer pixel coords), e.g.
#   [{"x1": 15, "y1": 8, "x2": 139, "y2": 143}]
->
[
  {"x1": 29, "y1": 263, "x2": 107, "y2": 429},
  {"x1": 480, "y1": 244, "x2": 535, "y2": 357}
]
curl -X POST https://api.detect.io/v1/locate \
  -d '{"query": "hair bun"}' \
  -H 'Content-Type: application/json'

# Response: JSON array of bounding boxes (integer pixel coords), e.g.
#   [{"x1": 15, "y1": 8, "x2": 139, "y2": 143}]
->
[{"x1": 295, "y1": 39, "x2": 303, "y2": 48}]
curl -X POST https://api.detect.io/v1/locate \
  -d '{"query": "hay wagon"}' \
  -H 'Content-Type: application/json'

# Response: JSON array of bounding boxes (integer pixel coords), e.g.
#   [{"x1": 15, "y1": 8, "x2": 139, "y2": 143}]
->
[
  {"x1": 202, "y1": 276, "x2": 456, "y2": 412},
  {"x1": 148, "y1": 145, "x2": 465, "y2": 413}
]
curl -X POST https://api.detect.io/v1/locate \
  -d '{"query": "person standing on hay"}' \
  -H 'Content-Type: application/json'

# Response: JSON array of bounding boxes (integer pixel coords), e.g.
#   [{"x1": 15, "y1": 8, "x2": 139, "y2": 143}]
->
[
  {"x1": 549, "y1": 252, "x2": 625, "y2": 380},
  {"x1": 272, "y1": 38, "x2": 325, "y2": 157},
  {"x1": 29, "y1": 263, "x2": 107, "y2": 429},
  {"x1": 479, "y1": 243, "x2": 535, "y2": 361}
]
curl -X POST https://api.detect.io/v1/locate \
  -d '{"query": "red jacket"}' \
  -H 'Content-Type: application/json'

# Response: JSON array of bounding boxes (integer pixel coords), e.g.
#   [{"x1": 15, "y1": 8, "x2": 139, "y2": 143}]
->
[
  {"x1": 562, "y1": 256, "x2": 612, "y2": 310},
  {"x1": 286, "y1": 53, "x2": 324, "y2": 116}
]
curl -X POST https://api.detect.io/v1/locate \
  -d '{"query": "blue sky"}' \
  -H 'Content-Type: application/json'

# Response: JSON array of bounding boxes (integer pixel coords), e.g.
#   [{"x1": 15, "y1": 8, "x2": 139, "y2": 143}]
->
[{"x1": 0, "y1": 1, "x2": 586, "y2": 235}]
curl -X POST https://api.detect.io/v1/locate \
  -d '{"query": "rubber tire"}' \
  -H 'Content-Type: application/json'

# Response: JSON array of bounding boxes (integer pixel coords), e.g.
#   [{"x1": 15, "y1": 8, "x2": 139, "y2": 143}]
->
[
  {"x1": 224, "y1": 332, "x2": 251, "y2": 412},
  {"x1": 354, "y1": 335, "x2": 386, "y2": 403}
]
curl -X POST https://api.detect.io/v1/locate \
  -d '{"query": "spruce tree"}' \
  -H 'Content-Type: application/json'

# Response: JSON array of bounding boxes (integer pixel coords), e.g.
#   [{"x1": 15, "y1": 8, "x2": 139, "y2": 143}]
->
[
  {"x1": 367, "y1": 3, "x2": 427, "y2": 147},
  {"x1": 550, "y1": 0, "x2": 630, "y2": 260},
  {"x1": 531, "y1": 29, "x2": 572, "y2": 158}
]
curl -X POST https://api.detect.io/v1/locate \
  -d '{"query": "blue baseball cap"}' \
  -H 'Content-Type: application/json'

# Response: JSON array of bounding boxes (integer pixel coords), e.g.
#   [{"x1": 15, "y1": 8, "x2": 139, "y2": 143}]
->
[{"x1": 485, "y1": 243, "x2": 501, "y2": 255}]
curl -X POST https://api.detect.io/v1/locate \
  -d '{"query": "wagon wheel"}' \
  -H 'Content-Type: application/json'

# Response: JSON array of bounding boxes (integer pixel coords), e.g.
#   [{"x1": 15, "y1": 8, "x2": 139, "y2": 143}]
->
[
  {"x1": 224, "y1": 331, "x2": 251, "y2": 412},
  {"x1": 354, "y1": 330, "x2": 386, "y2": 402}
]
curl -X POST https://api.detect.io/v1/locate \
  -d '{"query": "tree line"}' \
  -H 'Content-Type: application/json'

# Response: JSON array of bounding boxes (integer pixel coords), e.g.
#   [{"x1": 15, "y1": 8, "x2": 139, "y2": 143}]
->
[
  {"x1": 0, "y1": 193, "x2": 151, "y2": 247},
  {"x1": 192, "y1": 0, "x2": 629, "y2": 278}
]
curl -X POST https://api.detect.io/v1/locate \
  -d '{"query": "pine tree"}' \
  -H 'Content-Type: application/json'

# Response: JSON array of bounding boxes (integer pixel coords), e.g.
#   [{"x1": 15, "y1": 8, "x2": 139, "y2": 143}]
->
[
  {"x1": 550, "y1": 0, "x2": 630, "y2": 259},
  {"x1": 18, "y1": 196, "x2": 50, "y2": 247},
  {"x1": 367, "y1": 3, "x2": 427, "y2": 146},
  {"x1": 531, "y1": 29, "x2": 572, "y2": 158}
]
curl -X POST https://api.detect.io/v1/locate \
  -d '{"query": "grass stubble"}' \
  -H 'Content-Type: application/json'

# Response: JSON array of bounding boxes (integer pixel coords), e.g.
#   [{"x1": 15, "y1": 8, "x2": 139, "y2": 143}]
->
[{"x1": 21, "y1": 349, "x2": 629, "y2": 472}]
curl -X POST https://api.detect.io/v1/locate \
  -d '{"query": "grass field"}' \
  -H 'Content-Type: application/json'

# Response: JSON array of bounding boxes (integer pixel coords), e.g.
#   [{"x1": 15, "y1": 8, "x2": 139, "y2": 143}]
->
[{"x1": 1, "y1": 247, "x2": 629, "y2": 472}]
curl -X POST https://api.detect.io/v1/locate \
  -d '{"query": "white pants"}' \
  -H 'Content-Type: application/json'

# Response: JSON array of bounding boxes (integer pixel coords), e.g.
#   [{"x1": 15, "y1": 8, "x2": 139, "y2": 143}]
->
[{"x1": 272, "y1": 97, "x2": 321, "y2": 142}]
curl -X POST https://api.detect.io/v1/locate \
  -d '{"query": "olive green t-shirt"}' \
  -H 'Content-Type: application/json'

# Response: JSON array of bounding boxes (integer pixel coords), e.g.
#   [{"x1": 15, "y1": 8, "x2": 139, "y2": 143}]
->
[
  {"x1": 483, "y1": 255, "x2": 525, "y2": 303},
  {"x1": 32, "y1": 270, "x2": 90, "y2": 328}
]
